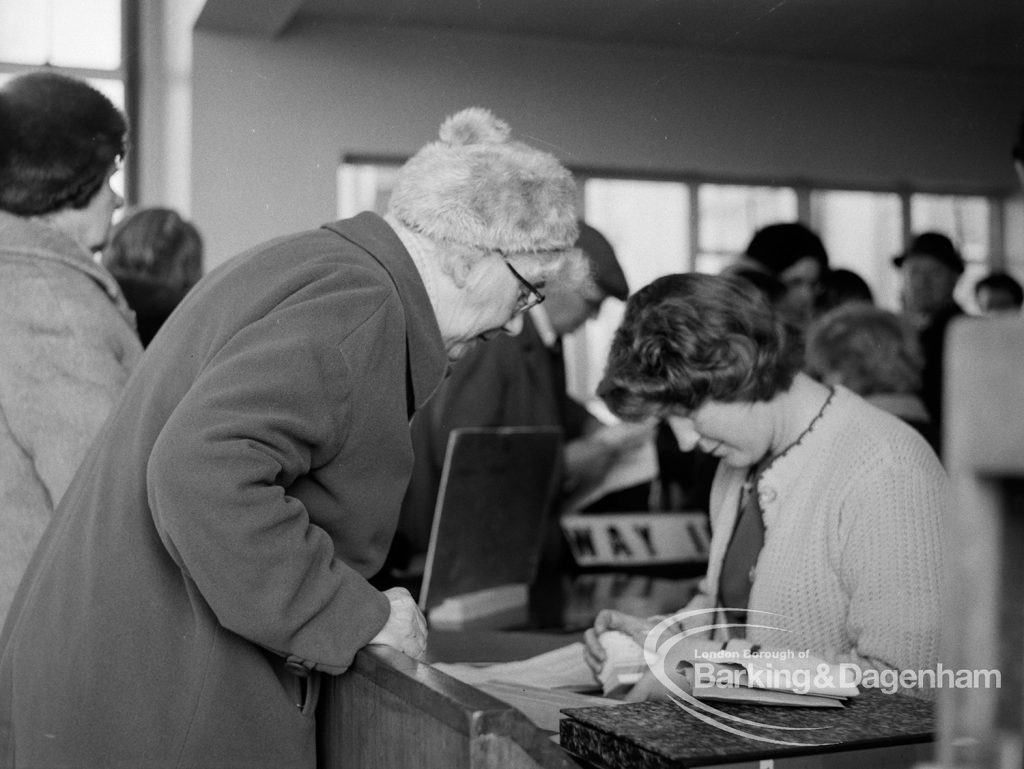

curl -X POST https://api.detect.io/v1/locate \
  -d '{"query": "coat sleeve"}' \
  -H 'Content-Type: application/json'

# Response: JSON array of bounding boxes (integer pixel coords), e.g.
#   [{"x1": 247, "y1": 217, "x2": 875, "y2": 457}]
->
[
  {"x1": 146, "y1": 300, "x2": 391, "y2": 675},
  {"x1": 0, "y1": 268, "x2": 139, "y2": 508}
]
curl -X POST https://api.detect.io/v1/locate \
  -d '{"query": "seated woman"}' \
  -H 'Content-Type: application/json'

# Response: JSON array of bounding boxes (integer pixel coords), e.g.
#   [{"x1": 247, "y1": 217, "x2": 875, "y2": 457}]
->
[{"x1": 583, "y1": 273, "x2": 949, "y2": 700}]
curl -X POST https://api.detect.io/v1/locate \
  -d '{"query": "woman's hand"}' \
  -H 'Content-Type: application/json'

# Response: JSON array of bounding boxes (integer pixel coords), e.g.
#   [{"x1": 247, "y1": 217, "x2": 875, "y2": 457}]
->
[
  {"x1": 581, "y1": 608, "x2": 708, "y2": 701},
  {"x1": 582, "y1": 609, "x2": 656, "y2": 677},
  {"x1": 624, "y1": 667, "x2": 694, "y2": 702}
]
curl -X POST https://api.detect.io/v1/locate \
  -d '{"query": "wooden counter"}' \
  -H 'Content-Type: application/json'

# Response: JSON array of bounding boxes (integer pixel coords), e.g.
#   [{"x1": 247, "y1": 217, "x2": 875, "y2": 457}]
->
[
  {"x1": 319, "y1": 627, "x2": 936, "y2": 769},
  {"x1": 317, "y1": 640, "x2": 587, "y2": 769}
]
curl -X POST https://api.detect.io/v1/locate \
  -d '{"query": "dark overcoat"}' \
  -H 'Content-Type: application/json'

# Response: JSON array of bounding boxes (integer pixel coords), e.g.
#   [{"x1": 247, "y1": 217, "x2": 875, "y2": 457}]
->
[
  {"x1": 396, "y1": 315, "x2": 565, "y2": 557},
  {"x1": 0, "y1": 213, "x2": 447, "y2": 768}
]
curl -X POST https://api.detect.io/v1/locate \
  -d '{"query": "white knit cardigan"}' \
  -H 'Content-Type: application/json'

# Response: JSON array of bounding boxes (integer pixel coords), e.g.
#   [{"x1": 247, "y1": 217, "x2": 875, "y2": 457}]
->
[{"x1": 683, "y1": 386, "x2": 949, "y2": 688}]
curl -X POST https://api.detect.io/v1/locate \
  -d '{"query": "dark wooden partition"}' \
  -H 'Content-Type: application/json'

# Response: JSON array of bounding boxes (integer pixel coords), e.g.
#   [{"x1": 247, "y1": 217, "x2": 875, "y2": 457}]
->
[{"x1": 317, "y1": 645, "x2": 585, "y2": 769}]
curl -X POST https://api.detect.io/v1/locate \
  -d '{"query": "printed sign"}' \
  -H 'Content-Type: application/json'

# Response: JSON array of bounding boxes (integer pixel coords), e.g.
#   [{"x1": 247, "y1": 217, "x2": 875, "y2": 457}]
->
[{"x1": 560, "y1": 512, "x2": 711, "y2": 567}]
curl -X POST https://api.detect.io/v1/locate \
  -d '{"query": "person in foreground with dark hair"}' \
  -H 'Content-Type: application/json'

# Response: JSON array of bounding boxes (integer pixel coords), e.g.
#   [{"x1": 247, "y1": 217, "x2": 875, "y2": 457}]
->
[
  {"x1": 0, "y1": 70, "x2": 142, "y2": 625},
  {"x1": 582, "y1": 273, "x2": 948, "y2": 700},
  {"x1": 0, "y1": 107, "x2": 585, "y2": 769},
  {"x1": 102, "y1": 206, "x2": 204, "y2": 346}
]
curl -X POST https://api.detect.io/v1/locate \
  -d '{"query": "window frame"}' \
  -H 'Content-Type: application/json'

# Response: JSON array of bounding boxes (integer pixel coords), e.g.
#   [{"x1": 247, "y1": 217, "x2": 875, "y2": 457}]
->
[{"x1": 338, "y1": 155, "x2": 1016, "y2": 401}]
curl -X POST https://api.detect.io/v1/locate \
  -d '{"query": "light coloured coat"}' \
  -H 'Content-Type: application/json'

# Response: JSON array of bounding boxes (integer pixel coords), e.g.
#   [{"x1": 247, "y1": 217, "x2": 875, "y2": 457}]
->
[{"x1": 0, "y1": 211, "x2": 141, "y2": 624}]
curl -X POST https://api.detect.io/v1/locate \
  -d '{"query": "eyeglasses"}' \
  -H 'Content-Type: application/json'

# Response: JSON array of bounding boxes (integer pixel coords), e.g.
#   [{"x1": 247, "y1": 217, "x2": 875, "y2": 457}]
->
[{"x1": 504, "y1": 258, "x2": 545, "y2": 314}]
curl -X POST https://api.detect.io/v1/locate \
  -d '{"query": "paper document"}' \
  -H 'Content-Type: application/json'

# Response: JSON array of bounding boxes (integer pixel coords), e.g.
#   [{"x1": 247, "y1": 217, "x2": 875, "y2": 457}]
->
[
  {"x1": 433, "y1": 642, "x2": 596, "y2": 690},
  {"x1": 562, "y1": 432, "x2": 658, "y2": 513},
  {"x1": 433, "y1": 643, "x2": 626, "y2": 732},
  {"x1": 596, "y1": 631, "x2": 858, "y2": 706}
]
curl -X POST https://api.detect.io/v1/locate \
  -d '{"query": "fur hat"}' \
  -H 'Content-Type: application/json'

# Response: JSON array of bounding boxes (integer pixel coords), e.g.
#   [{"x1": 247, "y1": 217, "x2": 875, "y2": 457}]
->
[
  {"x1": 388, "y1": 108, "x2": 578, "y2": 254},
  {"x1": 0, "y1": 70, "x2": 127, "y2": 216}
]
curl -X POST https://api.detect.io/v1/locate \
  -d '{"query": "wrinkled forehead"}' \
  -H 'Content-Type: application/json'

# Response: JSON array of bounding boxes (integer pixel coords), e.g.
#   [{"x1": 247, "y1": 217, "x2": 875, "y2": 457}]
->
[{"x1": 506, "y1": 247, "x2": 587, "y2": 291}]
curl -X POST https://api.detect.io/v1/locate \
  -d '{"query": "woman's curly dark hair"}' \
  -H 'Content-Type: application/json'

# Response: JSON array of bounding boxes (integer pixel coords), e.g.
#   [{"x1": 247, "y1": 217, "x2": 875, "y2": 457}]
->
[{"x1": 597, "y1": 273, "x2": 804, "y2": 421}]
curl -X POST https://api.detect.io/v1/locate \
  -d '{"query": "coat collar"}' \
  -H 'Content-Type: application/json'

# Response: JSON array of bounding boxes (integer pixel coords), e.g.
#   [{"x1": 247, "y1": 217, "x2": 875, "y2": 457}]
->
[
  {"x1": 321, "y1": 212, "x2": 448, "y2": 413},
  {"x1": 0, "y1": 210, "x2": 134, "y2": 323}
]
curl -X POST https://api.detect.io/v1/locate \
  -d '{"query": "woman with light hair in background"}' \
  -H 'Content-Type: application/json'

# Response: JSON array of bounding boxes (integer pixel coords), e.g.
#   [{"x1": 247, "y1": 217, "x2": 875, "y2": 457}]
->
[
  {"x1": 805, "y1": 302, "x2": 937, "y2": 454},
  {"x1": 102, "y1": 207, "x2": 204, "y2": 346}
]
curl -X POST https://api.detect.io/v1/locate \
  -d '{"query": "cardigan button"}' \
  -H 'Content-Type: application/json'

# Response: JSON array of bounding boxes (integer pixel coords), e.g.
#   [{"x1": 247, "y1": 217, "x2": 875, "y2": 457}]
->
[{"x1": 760, "y1": 486, "x2": 777, "y2": 504}]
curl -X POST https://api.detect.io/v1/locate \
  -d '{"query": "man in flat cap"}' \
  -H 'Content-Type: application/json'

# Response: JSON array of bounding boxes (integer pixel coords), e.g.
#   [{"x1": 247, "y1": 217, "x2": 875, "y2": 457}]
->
[{"x1": 893, "y1": 231, "x2": 966, "y2": 453}]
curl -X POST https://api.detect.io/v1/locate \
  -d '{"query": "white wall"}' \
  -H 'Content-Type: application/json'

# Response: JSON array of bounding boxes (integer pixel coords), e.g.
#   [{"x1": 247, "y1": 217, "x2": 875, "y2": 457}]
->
[
  {"x1": 136, "y1": 0, "x2": 206, "y2": 212},
  {"x1": 192, "y1": 18, "x2": 1023, "y2": 270}
]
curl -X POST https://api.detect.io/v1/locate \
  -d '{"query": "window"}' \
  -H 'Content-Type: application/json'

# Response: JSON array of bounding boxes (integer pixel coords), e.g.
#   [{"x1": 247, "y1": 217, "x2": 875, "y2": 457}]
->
[
  {"x1": 337, "y1": 161, "x2": 400, "y2": 219},
  {"x1": 568, "y1": 179, "x2": 690, "y2": 402},
  {"x1": 811, "y1": 190, "x2": 903, "y2": 309},
  {"x1": 697, "y1": 184, "x2": 798, "y2": 275},
  {"x1": 0, "y1": 0, "x2": 131, "y2": 204},
  {"x1": 338, "y1": 160, "x2": 1011, "y2": 404}
]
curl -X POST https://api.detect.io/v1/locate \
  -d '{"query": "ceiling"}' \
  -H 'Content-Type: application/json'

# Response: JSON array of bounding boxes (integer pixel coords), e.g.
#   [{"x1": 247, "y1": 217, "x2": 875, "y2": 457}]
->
[{"x1": 198, "y1": 0, "x2": 1024, "y2": 77}]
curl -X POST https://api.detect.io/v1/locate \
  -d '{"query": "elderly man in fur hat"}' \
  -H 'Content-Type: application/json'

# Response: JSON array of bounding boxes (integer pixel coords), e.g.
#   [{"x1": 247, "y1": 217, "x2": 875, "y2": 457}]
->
[
  {"x1": 0, "y1": 108, "x2": 584, "y2": 768},
  {"x1": 0, "y1": 71, "x2": 142, "y2": 626}
]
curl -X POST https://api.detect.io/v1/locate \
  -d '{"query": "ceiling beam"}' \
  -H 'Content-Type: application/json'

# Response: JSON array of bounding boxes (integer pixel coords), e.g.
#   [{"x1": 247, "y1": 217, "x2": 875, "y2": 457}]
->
[{"x1": 195, "y1": 0, "x2": 305, "y2": 37}]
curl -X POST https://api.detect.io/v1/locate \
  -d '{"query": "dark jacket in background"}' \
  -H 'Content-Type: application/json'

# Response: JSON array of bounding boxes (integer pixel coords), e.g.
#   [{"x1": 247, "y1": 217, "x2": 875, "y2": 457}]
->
[
  {"x1": 112, "y1": 274, "x2": 192, "y2": 346},
  {"x1": 394, "y1": 315, "x2": 566, "y2": 563},
  {"x1": 917, "y1": 301, "x2": 965, "y2": 454}
]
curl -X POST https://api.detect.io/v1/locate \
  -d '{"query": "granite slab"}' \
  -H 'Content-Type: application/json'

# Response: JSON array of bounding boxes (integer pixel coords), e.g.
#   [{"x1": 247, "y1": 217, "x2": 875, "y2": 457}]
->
[{"x1": 559, "y1": 688, "x2": 934, "y2": 768}]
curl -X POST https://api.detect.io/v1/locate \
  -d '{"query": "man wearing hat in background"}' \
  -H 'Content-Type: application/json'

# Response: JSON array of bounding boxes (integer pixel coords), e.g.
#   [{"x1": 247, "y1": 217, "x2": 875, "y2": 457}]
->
[
  {"x1": 0, "y1": 107, "x2": 585, "y2": 769},
  {"x1": 893, "y1": 231, "x2": 966, "y2": 456},
  {"x1": 385, "y1": 220, "x2": 643, "y2": 582}
]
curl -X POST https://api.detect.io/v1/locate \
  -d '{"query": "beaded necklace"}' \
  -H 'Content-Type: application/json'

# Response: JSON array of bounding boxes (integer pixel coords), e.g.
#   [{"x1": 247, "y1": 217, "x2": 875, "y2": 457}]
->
[{"x1": 741, "y1": 385, "x2": 837, "y2": 504}]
